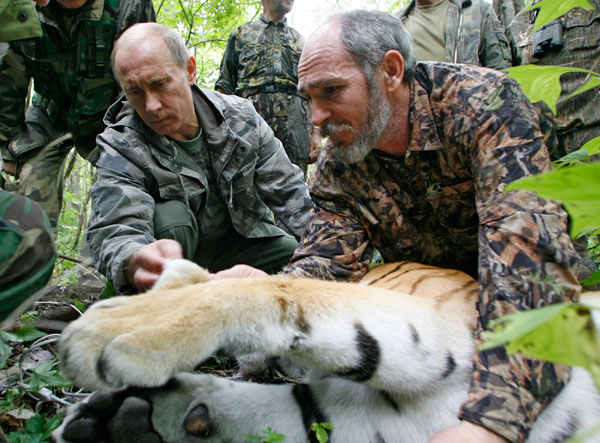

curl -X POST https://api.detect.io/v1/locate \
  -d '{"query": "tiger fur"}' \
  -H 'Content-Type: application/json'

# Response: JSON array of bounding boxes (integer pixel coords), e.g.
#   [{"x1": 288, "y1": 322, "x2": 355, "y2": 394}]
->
[{"x1": 55, "y1": 260, "x2": 600, "y2": 442}]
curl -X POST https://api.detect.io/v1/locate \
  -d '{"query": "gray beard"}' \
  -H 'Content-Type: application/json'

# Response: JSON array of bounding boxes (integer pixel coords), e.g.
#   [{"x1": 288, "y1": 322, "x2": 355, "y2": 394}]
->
[{"x1": 322, "y1": 85, "x2": 392, "y2": 164}]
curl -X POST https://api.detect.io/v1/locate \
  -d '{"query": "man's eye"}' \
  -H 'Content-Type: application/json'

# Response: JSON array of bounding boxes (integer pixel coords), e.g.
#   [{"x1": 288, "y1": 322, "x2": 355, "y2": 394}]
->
[{"x1": 324, "y1": 86, "x2": 338, "y2": 95}]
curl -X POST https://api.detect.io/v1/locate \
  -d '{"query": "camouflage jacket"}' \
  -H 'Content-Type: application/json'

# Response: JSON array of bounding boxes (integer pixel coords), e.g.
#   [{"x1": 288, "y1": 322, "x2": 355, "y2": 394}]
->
[
  {"x1": 215, "y1": 15, "x2": 304, "y2": 95},
  {"x1": 510, "y1": 0, "x2": 600, "y2": 157},
  {"x1": 286, "y1": 62, "x2": 588, "y2": 441},
  {"x1": 0, "y1": 0, "x2": 42, "y2": 41},
  {"x1": 0, "y1": 0, "x2": 155, "y2": 161},
  {"x1": 88, "y1": 85, "x2": 312, "y2": 292},
  {"x1": 398, "y1": 0, "x2": 512, "y2": 69}
]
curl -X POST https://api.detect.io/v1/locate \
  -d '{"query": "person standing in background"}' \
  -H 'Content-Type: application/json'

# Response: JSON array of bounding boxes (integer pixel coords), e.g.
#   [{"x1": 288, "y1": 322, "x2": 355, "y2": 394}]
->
[
  {"x1": 216, "y1": 0, "x2": 321, "y2": 177},
  {"x1": 510, "y1": 0, "x2": 600, "y2": 159},
  {"x1": 397, "y1": 0, "x2": 512, "y2": 70},
  {"x1": 0, "y1": 0, "x2": 156, "y2": 229}
]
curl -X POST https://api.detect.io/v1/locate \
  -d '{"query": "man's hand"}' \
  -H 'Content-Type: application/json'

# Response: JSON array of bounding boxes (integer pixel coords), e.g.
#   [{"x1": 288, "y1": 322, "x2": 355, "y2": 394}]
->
[
  {"x1": 308, "y1": 127, "x2": 322, "y2": 164},
  {"x1": 2, "y1": 161, "x2": 17, "y2": 176},
  {"x1": 127, "y1": 239, "x2": 183, "y2": 291},
  {"x1": 34, "y1": 0, "x2": 50, "y2": 6},
  {"x1": 210, "y1": 264, "x2": 268, "y2": 280},
  {"x1": 429, "y1": 421, "x2": 509, "y2": 443}
]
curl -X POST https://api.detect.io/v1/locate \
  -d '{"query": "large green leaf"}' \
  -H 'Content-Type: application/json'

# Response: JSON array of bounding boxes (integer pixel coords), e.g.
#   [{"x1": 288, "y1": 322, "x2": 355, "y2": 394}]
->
[
  {"x1": 582, "y1": 271, "x2": 600, "y2": 286},
  {"x1": 554, "y1": 137, "x2": 600, "y2": 167},
  {"x1": 480, "y1": 303, "x2": 600, "y2": 388},
  {"x1": 505, "y1": 162, "x2": 600, "y2": 237},
  {"x1": 504, "y1": 65, "x2": 597, "y2": 114},
  {"x1": 524, "y1": 0, "x2": 594, "y2": 32},
  {"x1": 567, "y1": 74, "x2": 600, "y2": 99}
]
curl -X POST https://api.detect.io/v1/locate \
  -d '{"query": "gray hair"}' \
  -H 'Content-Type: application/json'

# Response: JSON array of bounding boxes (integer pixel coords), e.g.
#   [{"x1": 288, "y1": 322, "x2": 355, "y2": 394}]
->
[
  {"x1": 331, "y1": 10, "x2": 416, "y2": 85},
  {"x1": 111, "y1": 23, "x2": 190, "y2": 84}
]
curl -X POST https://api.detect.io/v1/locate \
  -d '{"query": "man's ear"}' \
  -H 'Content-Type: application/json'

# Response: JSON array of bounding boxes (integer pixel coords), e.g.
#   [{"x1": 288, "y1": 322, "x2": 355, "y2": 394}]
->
[
  {"x1": 187, "y1": 56, "x2": 197, "y2": 85},
  {"x1": 381, "y1": 50, "x2": 405, "y2": 92}
]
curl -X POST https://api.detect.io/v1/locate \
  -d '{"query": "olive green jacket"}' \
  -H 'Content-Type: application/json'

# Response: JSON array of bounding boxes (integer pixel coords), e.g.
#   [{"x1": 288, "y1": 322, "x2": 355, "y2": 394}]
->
[
  {"x1": 0, "y1": 0, "x2": 155, "y2": 162},
  {"x1": 88, "y1": 86, "x2": 312, "y2": 291},
  {"x1": 398, "y1": 0, "x2": 512, "y2": 69}
]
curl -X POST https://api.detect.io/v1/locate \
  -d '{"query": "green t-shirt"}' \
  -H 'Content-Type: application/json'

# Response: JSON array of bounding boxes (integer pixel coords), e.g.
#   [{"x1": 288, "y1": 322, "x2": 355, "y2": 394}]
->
[
  {"x1": 172, "y1": 131, "x2": 230, "y2": 243},
  {"x1": 404, "y1": 0, "x2": 450, "y2": 62}
]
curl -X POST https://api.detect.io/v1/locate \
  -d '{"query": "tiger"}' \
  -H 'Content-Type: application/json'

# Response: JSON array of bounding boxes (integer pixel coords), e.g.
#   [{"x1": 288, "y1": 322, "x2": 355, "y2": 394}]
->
[{"x1": 54, "y1": 259, "x2": 600, "y2": 442}]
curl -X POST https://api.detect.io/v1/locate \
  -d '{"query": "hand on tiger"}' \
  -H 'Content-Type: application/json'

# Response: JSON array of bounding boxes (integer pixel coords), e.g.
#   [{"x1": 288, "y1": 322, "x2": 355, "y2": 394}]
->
[
  {"x1": 210, "y1": 264, "x2": 268, "y2": 280},
  {"x1": 2, "y1": 160, "x2": 17, "y2": 176},
  {"x1": 127, "y1": 239, "x2": 183, "y2": 291},
  {"x1": 429, "y1": 421, "x2": 508, "y2": 443}
]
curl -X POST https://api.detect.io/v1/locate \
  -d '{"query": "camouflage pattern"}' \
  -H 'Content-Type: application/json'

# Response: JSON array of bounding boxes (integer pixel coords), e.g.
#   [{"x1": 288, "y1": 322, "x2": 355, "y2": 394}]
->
[
  {"x1": 88, "y1": 86, "x2": 312, "y2": 293},
  {"x1": 510, "y1": 0, "x2": 600, "y2": 158},
  {"x1": 398, "y1": 0, "x2": 513, "y2": 69},
  {"x1": 0, "y1": 0, "x2": 156, "y2": 227},
  {"x1": 0, "y1": 0, "x2": 42, "y2": 41},
  {"x1": 215, "y1": 15, "x2": 312, "y2": 172},
  {"x1": 285, "y1": 62, "x2": 590, "y2": 442},
  {"x1": 492, "y1": 0, "x2": 526, "y2": 63},
  {"x1": 493, "y1": 0, "x2": 526, "y2": 30},
  {"x1": 0, "y1": 190, "x2": 55, "y2": 322}
]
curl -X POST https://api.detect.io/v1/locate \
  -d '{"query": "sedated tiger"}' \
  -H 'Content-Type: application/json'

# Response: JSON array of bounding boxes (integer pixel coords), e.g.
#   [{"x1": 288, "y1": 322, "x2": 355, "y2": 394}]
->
[{"x1": 55, "y1": 259, "x2": 600, "y2": 442}]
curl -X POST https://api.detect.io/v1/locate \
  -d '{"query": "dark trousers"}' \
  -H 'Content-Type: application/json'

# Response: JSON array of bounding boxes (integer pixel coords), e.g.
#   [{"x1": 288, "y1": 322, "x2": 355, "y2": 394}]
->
[{"x1": 153, "y1": 200, "x2": 297, "y2": 274}]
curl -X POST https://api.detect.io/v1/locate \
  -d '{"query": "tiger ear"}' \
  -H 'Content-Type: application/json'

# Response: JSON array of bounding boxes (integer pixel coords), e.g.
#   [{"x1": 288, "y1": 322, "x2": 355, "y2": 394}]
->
[{"x1": 152, "y1": 259, "x2": 210, "y2": 291}]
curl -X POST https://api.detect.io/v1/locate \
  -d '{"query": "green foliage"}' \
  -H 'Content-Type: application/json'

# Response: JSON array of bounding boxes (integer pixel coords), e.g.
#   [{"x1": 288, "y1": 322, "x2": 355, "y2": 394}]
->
[
  {"x1": 53, "y1": 154, "x2": 94, "y2": 286},
  {"x1": 248, "y1": 427, "x2": 286, "y2": 442},
  {"x1": 504, "y1": 65, "x2": 599, "y2": 114},
  {"x1": 154, "y1": 0, "x2": 261, "y2": 88},
  {"x1": 99, "y1": 280, "x2": 117, "y2": 299},
  {"x1": 505, "y1": 162, "x2": 600, "y2": 238},
  {"x1": 480, "y1": 303, "x2": 600, "y2": 386},
  {"x1": 73, "y1": 299, "x2": 85, "y2": 312},
  {"x1": 28, "y1": 361, "x2": 72, "y2": 392},
  {"x1": 1, "y1": 321, "x2": 72, "y2": 438},
  {"x1": 1, "y1": 326, "x2": 46, "y2": 367},
  {"x1": 6, "y1": 413, "x2": 63, "y2": 443},
  {"x1": 310, "y1": 422, "x2": 334, "y2": 443},
  {"x1": 0, "y1": 388, "x2": 27, "y2": 414},
  {"x1": 554, "y1": 137, "x2": 600, "y2": 168},
  {"x1": 582, "y1": 271, "x2": 600, "y2": 287},
  {"x1": 524, "y1": 0, "x2": 595, "y2": 33},
  {"x1": 505, "y1": 0, "x2": 599, "y2": 116}
]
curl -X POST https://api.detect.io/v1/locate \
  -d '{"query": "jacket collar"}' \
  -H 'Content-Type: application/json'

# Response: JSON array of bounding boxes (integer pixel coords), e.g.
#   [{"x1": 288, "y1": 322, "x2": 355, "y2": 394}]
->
[
  {"x1": 104, "y1": 85, "x2": 231, "y2": 148},
  {"x1": 405, "y1": 67, "x2": 444, "y2": 154},
  {"x1": 399, "y1": 0, "x2": 471, "y2": 19},
  {"x1": 259, "y1": 14, "x2": 288, "y2": 30}
]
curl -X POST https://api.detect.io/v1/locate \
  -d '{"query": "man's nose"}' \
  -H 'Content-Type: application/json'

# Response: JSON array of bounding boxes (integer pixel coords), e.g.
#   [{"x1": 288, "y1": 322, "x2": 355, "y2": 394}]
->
[
  {"x1": 311, "y1": 101, "x2": 331, "y2": 128},
  {"x1": 145, "y1": 93, "x2": 162, "y2": 114}
]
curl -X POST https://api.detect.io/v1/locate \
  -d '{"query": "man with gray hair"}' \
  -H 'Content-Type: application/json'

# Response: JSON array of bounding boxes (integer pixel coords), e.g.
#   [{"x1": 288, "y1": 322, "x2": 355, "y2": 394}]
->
[
  {"x1": 56, "y1": 11, "x2": 592, "y2": 443},
  {"x1": 85, "y1": 22, "x2": 312, "y2": 293}
]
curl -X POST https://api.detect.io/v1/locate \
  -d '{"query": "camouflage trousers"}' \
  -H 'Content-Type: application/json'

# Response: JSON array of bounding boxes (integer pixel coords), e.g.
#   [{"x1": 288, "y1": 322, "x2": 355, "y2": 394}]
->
[
  {"x1": 4, "y1": 135, "x2": 75, "y2": 231},
  {"x1": 0, "y1": 190, "x2": 56, "y2": 323},
  {"x1": 244, "y1": 91, "x2": 311, "y2": 176}
]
